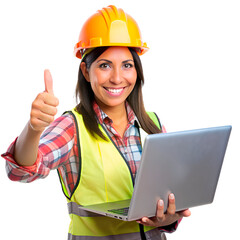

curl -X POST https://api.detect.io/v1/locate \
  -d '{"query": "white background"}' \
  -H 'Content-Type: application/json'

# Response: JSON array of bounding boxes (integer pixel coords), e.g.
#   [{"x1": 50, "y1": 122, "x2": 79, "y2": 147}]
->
[{"x1": 0, "y1": 0, "x2": 239, "y2": 239}]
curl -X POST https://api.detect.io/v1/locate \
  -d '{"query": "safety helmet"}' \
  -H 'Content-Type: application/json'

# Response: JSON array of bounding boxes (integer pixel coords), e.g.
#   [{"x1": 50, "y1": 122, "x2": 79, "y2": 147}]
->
[{"x1": 74, "y1": 5, "x2": 149, "y2": 59}]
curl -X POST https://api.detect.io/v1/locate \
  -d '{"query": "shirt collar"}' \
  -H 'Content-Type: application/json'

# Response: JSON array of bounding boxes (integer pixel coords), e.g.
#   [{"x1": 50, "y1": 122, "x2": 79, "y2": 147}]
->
[{"x1": 92, "y1": 100, "x2": 140, "y2": 127}]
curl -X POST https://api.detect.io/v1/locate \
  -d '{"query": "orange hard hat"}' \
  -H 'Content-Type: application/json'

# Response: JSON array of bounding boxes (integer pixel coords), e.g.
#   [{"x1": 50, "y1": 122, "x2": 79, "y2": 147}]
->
[{"x1": 74, "y1": 5, "x2": 149, "y2": 59}]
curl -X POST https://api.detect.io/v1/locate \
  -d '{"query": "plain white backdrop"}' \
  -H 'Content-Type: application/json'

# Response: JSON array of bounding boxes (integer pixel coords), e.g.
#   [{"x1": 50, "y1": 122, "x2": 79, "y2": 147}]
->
[{"x1": 0, "y1": 0, "x2": 239, "y2": 239}]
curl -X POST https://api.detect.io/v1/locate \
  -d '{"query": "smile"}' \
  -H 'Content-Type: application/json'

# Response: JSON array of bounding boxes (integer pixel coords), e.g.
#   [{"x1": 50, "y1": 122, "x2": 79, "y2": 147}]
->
[{"x1": 104, "y1": 87, "x2": 125, "y2": 95}]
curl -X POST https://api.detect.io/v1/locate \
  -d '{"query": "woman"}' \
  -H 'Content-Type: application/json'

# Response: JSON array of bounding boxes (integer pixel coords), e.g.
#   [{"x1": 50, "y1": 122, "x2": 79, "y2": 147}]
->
[{"x1": 2, "y1": 5, "x2": 190, "y2": 240}]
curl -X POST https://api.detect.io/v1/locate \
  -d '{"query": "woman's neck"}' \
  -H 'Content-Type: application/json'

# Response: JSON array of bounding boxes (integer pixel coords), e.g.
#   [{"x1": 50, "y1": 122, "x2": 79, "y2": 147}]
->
[
  {"x1": 97, "y1": 101, "x2": 129, "y2": 137},
  {"x1": 103, "y1": 103, "x2": 127, "y2": 123}
]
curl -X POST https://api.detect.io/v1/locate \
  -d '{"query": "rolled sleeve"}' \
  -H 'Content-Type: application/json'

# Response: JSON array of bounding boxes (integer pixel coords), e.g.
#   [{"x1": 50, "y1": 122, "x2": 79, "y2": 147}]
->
[
  {"x1": 159, "y1": 218, "x2": 182, "y2": 233},
  {"x1": 1, "y1": 138, "x2": 48, "y2": 182}
]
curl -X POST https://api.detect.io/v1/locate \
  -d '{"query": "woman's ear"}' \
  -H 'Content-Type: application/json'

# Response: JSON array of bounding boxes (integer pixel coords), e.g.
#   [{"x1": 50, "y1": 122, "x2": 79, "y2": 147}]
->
[{"x1": 80, "y1": 62, "x2": 90, "y2": 82}]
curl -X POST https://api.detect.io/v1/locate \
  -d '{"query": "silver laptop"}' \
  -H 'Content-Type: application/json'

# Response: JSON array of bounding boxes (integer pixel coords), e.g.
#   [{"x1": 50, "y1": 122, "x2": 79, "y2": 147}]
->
[{"x1": 79, "y1": 125, "x2": 231, "y2": 221}]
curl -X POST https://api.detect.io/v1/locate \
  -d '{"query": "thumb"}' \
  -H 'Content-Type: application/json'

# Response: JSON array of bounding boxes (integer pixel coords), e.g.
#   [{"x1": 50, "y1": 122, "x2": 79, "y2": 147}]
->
[{"x1": 44, "y1": 69, "x2": 54, "y2": 95}]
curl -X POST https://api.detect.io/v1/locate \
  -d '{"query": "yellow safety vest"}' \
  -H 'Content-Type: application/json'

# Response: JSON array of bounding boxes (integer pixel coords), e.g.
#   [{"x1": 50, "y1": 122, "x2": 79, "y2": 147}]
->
[{"x1": 58, "y1": 109, "x2": 165, "y2": 240}]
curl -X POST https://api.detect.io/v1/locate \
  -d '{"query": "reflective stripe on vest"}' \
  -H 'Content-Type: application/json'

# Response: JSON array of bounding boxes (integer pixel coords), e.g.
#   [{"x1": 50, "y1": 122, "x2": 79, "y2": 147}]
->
[
  {"x1": 68, "y1": 202, "x2": 101, "y2": 217},
  {"x1": 58, "y1": 109, "x2": 162, "y2": 239},
  {"x1": 68, "y1": 228, "x2": 166, "y2": 240}
]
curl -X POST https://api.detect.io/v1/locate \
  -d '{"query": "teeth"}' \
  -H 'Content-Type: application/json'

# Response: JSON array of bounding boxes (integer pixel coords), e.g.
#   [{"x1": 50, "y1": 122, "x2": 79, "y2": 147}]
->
[{"x1": 106, "y1": 88, "x2": 123, "y2": 93}]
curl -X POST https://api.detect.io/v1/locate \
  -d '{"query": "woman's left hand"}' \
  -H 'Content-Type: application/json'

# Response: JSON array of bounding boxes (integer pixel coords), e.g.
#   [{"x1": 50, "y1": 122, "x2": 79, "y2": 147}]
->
[{"x1": 136, "y1": 193, "x2": 191, "y2": 227}]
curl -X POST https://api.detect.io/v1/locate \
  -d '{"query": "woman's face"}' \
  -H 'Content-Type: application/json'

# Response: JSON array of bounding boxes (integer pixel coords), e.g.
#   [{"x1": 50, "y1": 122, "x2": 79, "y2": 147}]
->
[{"x1": 82, "y1": 47, "x2": 137, "y2": 111}]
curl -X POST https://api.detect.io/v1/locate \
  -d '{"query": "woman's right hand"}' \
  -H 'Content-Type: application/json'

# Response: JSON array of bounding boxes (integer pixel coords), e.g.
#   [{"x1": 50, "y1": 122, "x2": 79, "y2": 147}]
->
[{"x1": 30, "y1": 69, "x2": 59, "y2": 132}]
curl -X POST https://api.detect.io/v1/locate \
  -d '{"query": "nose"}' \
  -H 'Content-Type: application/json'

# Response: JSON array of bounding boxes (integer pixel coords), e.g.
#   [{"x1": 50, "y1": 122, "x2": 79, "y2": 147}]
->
[{"x1": 110, "y1": 67, "x2": 123, "y2": 85}]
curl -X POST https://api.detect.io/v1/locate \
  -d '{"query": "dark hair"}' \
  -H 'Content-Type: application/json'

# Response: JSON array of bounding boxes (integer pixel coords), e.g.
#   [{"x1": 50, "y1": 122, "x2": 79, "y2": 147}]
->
[{"x1": 75, "y1": 47, "x2": 161, "y2": 140}]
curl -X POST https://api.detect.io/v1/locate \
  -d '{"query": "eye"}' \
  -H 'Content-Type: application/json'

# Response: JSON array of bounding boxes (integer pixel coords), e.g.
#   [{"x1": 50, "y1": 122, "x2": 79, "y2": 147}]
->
[
  {"x1": 99, "y1": 63, "x2": 110, "y2": 69},
  {"x1": 123, "y1": 63, "x2": 134, "y2": 69}
]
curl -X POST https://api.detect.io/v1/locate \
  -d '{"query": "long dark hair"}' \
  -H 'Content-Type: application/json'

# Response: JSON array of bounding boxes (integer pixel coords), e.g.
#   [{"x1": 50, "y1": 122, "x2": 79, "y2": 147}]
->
[{"x1": 75, "y1": 47, "x2": 161, "y2": 140}]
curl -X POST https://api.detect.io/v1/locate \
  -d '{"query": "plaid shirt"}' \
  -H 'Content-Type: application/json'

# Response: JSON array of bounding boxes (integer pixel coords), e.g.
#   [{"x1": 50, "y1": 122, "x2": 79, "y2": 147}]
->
[{"x1": 2, "y1": 102, "x2": 178, "y2": 233}]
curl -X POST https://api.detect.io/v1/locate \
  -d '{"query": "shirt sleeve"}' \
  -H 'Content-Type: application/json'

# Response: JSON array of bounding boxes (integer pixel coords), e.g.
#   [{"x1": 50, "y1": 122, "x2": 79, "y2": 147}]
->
[
  {"x1": 158, "y1": 218, "x2": 182, "y2": 233},
  {"x1": 1, "y1": 114, "x2": 75, "y2": 183}
]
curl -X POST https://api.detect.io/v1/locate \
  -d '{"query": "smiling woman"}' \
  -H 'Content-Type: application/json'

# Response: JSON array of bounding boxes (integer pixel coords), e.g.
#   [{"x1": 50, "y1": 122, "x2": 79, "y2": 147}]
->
[
  {"x1": 76, "y1": 46, "x2": 162, "y2": 141},
  {"x1": 1, "y1": 5, "x2": 190, "y2": 240}
]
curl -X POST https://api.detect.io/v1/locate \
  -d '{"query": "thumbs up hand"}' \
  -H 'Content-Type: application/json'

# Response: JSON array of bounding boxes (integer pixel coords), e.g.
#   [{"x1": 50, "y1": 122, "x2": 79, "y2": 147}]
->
[{"x1": 30, "y1": 69, "x2": 59, "y2": 132}]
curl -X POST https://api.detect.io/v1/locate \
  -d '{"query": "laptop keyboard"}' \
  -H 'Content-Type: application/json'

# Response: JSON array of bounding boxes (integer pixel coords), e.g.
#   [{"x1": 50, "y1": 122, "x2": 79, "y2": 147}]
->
[{"x1": 107, "y1": 207, "x2": 129, "y2": 216}]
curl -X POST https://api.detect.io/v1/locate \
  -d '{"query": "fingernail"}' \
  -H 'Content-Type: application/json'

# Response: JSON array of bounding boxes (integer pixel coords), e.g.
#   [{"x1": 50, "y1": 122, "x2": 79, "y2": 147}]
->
[
  {"x1": 142, "y1": 218, "x2": 147, "y2": 223},
  {"x1": 170, "y1": 193, "x2": 175, "y2": 200},
  {"x1": 159, "y1": 200, "x2": 164, "y2": 206}
]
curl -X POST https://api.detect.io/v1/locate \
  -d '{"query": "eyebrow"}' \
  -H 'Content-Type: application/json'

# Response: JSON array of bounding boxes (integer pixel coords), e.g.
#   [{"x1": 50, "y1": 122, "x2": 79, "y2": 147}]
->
[{"x1": 96, "y1": 59, "x2": 134, "y2": 64}]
